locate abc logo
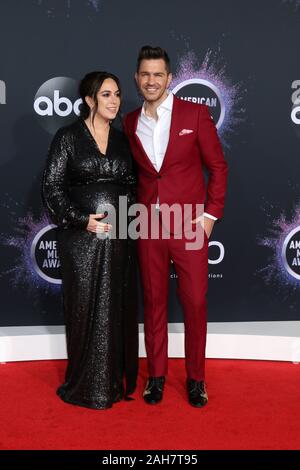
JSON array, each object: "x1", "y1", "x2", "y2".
[
  {"x1": 291, "y1": 80, "x2": 300, "y2": 125},
  {"x1": 34, "y1": 77, "x2": 82, "y2": 134},
  {"x1": 172, "y1": 78, "x2": 225, "y2": 129},
  {"x1": 291, "y1": 80, "x2": 300, "y2": 141}
]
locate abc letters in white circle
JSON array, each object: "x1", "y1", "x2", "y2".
[{"x1": 34, "y1": 90, "x2": 82, "y2": 116}]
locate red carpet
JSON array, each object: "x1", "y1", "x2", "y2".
[{"x1": 0, "y1": 359, "x2": 299, "y2": 450}]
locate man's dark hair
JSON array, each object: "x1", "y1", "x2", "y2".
[{"x1": 136, "y1": 45, "x2": 171, "y2": 73}]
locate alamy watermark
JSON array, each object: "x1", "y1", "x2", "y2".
[
  {"x1": 96, "y1": 197, "x2": 206, "y2": 250},
  {"x1": 0, "y1": 80, "x2": 6, "y2": 104}
]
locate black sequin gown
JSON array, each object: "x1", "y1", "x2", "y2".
[{"x1": 42, "y1": 120, "x2": 138, "y2": 409}]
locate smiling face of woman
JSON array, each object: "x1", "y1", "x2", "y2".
[{"x1": 85, "y1": 78, "x2": 121, "y2": 123}]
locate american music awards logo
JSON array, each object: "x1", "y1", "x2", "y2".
[
  {"x1": 282, "y1": 227, "x2": 300, "y2": 280},
  {"x1": 258, "y1": 205, "x2": 300, "y2": 288},
  {"x1": 172, "y1": 78, "x2": 225, "y2": 130},
  {"x1": 171, "y1": 49, "x2": 246, "y2": 147},
  {"x1": 0, "y1": 212, "x2": 61, "y2": 293},
  {"x1": 31, "y1": 225, "x2": 61, "y2": 284}
]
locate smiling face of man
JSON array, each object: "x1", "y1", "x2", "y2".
[{"x1": 135, "y1": 58, "x2": 172, "y2": 107}]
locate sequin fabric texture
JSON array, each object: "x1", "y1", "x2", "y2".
[{"x1": 42, "y1": 120, "x2": 138, "y2": 409}]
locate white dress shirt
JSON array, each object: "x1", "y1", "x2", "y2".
[{"x1": 136, "y1": 93, "x2": 217, "y2": 220}]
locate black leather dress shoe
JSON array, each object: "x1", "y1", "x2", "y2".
[
  {"x1": 143, "y1": 376, "x2": 165, "y2": 405},
  {"x1": 187, "y1": 379, "x2": 208, "y2": 408}
]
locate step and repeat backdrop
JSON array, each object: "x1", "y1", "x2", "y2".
[{"x1": 0, "y1": 0, "x2": 299, "y2": 326}]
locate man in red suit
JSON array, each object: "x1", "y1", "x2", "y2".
[{"x1": 123, "y1": 46, "x2": 228, "y2": 407}]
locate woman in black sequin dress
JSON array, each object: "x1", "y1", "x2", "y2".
[{"x1": 42, "y1": 72, "x2": 138, "y2": 409}]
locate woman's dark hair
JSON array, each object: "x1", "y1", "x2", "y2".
[
  {"x1": 136, "y1": 45, "x2": 171, "y2": 73},
  {"x1": 79, "y1": 71, "x2": 122, "y2": 125}
]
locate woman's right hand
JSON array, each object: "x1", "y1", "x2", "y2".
[{"x1": 86, "y1": 214, "x2": 112, "y2": 234}]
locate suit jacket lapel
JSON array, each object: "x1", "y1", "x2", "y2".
[
  {"x1": 132, "y1": 108, "x2": 158, "y2": 173},
  {"x1": 130, "y1": 96, "x2": 180, "y2": 174},
  {"x1": 159, "y1": 96, "x2": 180, "y2": 173}
]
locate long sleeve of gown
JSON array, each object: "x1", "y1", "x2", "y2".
[
  {"x1": 42, "y1": 128, "x2": 90, "y2": 229},
  {"x1": 124, "y1": 165, "x2": 137, "y2": 208},
  {"x1": 120, "y1": 138, "x2": 137, "y2": 207}
]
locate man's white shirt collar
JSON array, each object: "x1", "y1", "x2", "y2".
[{"x1": 141, "y1": 92, "x2": 174, "y2": 119}]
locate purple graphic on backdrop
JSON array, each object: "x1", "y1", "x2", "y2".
[
  {"x1": 0, "y1": 211, "x2": 61, "y2": 294},
  {"x1": 171, "y1": 50, "x2": 246, "y2": 148},
  {"x1": 258, "y1": 201, "x2": 300, "y2": 292},
  {"x1": 36, "y1": 0, "x2": 102, "y2": 17}
]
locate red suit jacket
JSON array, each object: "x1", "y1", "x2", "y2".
[{"x1": 123, "y1": 96, "x2": 228, "y2": 220}]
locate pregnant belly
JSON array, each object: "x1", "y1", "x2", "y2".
[{"x1": 69, "y1": 182, "x2": 128, "y2": 215}]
